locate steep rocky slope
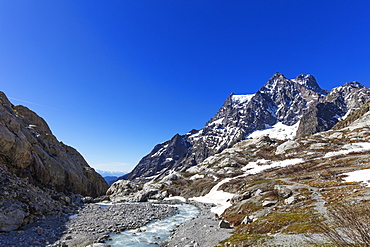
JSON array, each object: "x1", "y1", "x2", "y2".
[
  {"x1": 0, "y1": 92, "x2": 107, "y2": 197},
  {"x1": 123, "y1": 73, "x2": 370, "y2": 182},
  {"x1": 0, "y1": 91, "x2": 108, "y2": 232},
  {"x1": 296, "y1": 81, "x2": 370, "y2": 137}
]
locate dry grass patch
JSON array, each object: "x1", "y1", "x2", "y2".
[
  {"x1": 223, "y1": 200, "x2": 263, "y2": 226},
  {"x1": 220, "y1": 233, "x2": 272, "y2": 246},
  {"x1": 234, "y1": 211, "x2": 322, "y2": 235},
  {"x1": 167, "y1": 178, "x2": 217, "y2": 197},
  {"x1": 311, "y1": 201, "x2": 370, "y2": 246}
]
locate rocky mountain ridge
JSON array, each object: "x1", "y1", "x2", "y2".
[{"x1": 123, "y1": 73, "x2": 370, "y2": 182}]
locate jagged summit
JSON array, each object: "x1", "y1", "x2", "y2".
[
  {"x1": 121, "y1": 73, "x2": 370, "y2": 182},
  {"x1": 294, "y1": 74, "x2": 327, "y2": 95},
  {"x1": 346, "y1": 81, "x2": 366, "y2": 89},
  {"x1": 125, "y1": 73, "x2": 359, "y2": 182},
  {"x1": 261, "y1": 73, "x2": 326, "y2": 95}
]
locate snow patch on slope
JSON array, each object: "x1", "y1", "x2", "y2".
[
  {"x1": 231, "y1": 94, "x2": 254, "y2": 104},
  {"x1": 247, "y1": 121, "x2": 300, "y2": 140},
  {"x1": 324, "y1": 142, "x2": 370, "y2": 158},
  {"x1": 190, "y1": 177, "x2": 235, "y2": 215},
  {"x1": 344, "y1": 169, "x2": 370, "y2": 187},
  {"x1": 190, "y1": 158, "x2": 304, "y2": 215},
  {"x1": 241, "y1": 158, "x2": 304, "y2": 174}
]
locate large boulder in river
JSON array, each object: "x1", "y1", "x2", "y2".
[{"x1": 0, "y1": 92, "x2": 108, "y2": 197}]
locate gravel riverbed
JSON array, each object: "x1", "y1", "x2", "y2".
[
  {"x1": 0, "y1": 202, "x2": 177, "y2": 247},
  {"x1": 0, "y1": 201, "x2": 232, "y2": 247},
  {"x1": 162, "y1": 202, "x2": 233, "y2": 247}
]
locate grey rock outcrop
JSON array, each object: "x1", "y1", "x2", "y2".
[
  {"x1": 0, "y1": 92, "x2": 108, "y2": 197},
  {"x1": 285, "y1": 196, "x2": 297, "y2": 205},
  {"x1": 241, "y1": 215, "x2": 255, "y2": 224},
  {"x1": 274, "y1": 185, "x2": 293, "y2": 199},
  {"x1": 106, "y1": 180, "x2": 135, "y2": 197},
  {"x1": 107, "y1": 179, "x2": 168, "y2": 202},
  {"x1": 296, "y1": 81, "x2": 370, "y2": 137},
  {"x1": 275, "y1": 140, "x2": 300, "y2": 155},
  {"x1": 230, "y1": 191, "x2": 252, "y2": 203},
  {"x1": 262, "y1": 200, "x2": 277, "y2": 207},
  {"x1": 0, "y1": 203, "x2": 27, "y2": 232},
  {"x1": 219, "y1": 219, "x2": 231, "y2": 228}
]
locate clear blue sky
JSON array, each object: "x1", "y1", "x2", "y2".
[{"x1": 1, "y1": 1, "x2": 370, "y2": 173}]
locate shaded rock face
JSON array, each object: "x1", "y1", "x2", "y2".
[
  {"x1": 296, "y1": 82, "x2": 370, "y2": 137},
  {"x1": 0, "y1": 92, "x2": 108, "y2": 197},
  {"x1": 123, "y1": 134, "x2": 193, "y2": 181},
  {"x1": 332, "y1": 100, "x2": 370, "y2": 130},
  {"x1": 296, "y1": 102, "x2": 343, "y2": 137},
  {"x1": 124, "y1": 73, "x2": 326, "y2": 181}
]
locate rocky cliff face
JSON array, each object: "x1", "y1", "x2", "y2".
[
  {"x1": 124, "y1": 73, "x2": 333, "y2": 181},
  {"x1": 296, "y1": 81, "x2": 370, "y2": 137},
  {"x1": 0, "y1": 91, "x2": 108, "y2": 197}
]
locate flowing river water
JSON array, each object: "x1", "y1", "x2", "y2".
[{"x1": 105, "y1": 203, "x2": 200, "y2": 246}]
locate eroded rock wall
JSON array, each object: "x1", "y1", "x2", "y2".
[{"x1": 0, "y1": 92, "x2": 108, "y2": 197}]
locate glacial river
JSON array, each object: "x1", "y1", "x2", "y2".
[{"x1": 105, "y1": 203, "x2": 200, "y2": 246}]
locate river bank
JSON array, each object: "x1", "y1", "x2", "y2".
[
  {"x1": 0, "y1": 201, "x2": 232, "y2": 247},
  {"x1": 0, "y1": 202, "x2": 177, "y2": 247},
  {"x1": 163, "y1": 201, "x2": 233, "y2": 247}
]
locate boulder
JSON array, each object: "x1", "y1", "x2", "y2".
[
  {"x1": 275, "y1": 140, "x2": 300, "y2": 155},
  {"x1": 0, "y1": 203, "x2": 27, "y2": 232},
  {"x1": 162, "y1": 172, "x2": 180, "y2": 182},
  {"x1": 262, "y1": 200, "x2": 277, "y2": 207},
  {"x1": 274, "y1": 185, "x2": 293, "y2": 199},
  {"x1": 285, "y1": 196, "x2": 297, "y2": 205},
  {"x1": 219, "y1": 219, "x2": 231, "y2": 228},
  {"x1": 133, "y1": 189, "x2": 160, "y2": 202},
  {"x1": 254, "y1": 189, "x2": 263, "y2": 196},
  {"x1": 106, "y1": 180, "x2": 135, "y2": 197},
  {"x1": 230, "y1": 191, "x2": 252, "y2": 203},
  {"x1": 241, "y1": 215, "x2": 255, "y2": 224}
]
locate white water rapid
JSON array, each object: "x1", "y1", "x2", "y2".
[{"x1": 105, "y1": 203, "x2": 199, "y2": 246}]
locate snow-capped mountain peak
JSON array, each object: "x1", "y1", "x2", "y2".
[{"x1": 122, "y1": 73, "x2": 370, "y2": 181}]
